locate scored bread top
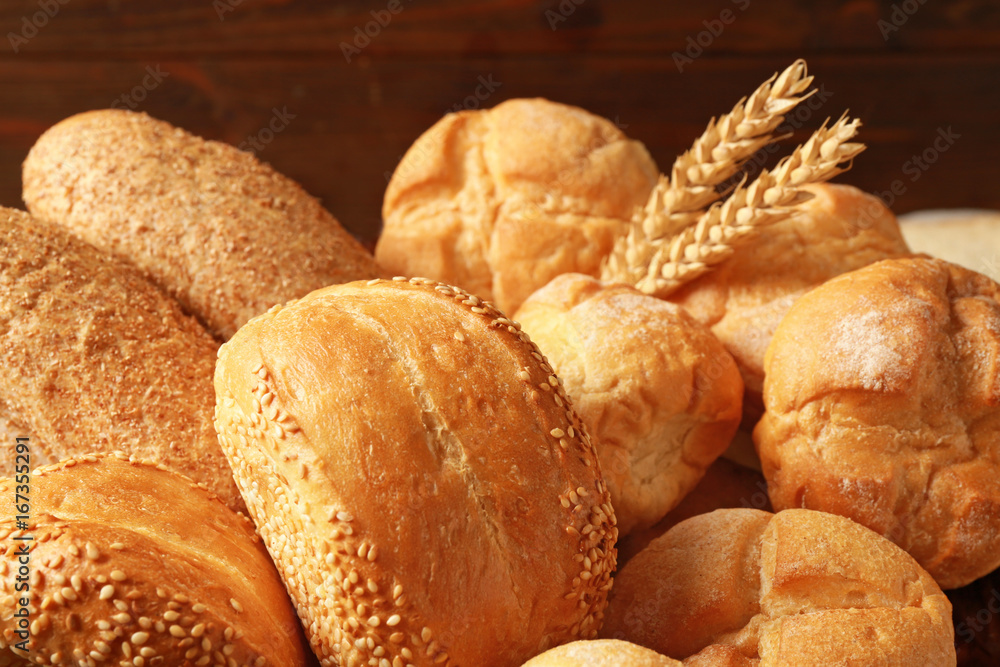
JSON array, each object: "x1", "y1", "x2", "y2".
[
  {"x1": 214, "y1": 276, "x2": 618, "y2": 667},
  {"x1": 377, "y1": 98, "x2": 658, "y2": 314},
  {"x1": 0, "y1": 452, "x2": 308, "y2": 665},
  {"x1": 601, "y1": 508, "x2": 955, "y2": 666},
  {"x1": 0, "y1": 207, "x2": 243, "y2": 512},
  {"x1": 22, "y1": 109, "x2": 381, "y2": 340}
]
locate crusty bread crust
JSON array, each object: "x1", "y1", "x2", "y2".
[
  {"x1": 515, "y1": 273, "x2": 742, "y2": 536},
  {"x1": 755, "y1": 256, "x2": 1000, "y2": 589},
  {"x1": 602, "y1": 508, "x2": 956, "y2": 666},
  {"x1": 22, "y1": 109, "x2": 380, "y2": 340},
  {"x1": 669, "y1": 183, "x2": 911, "y2": 426},
  {"x1": 0, "y1": 453, "x2": 309, "y2": 665},
  {"x1": 214, "y1": 276, "x2": 617, "y2": 667},
  {"x1": 521, "y1": 639, "x2": 680, "y2": 666},
  {"x1": 377, "y1": 98, "x2": 658, "y2": 314},
  {"x1": 0, "y1": 207, "x2": 243, "y2": 512}
]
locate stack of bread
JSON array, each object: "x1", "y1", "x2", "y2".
[{"x1": 2, "y1": 58, "x2": 997, "y2": 666}]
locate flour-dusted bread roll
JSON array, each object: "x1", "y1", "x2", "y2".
[
  {"x1": 668, "y1": 183, "x2": 911, "y2": 426},
  {"x1": 0, "y1": 207, "x2": 243, "y2": 512},
  {"x1": 755, "y1": 257, "x2": 1000, "y2": 589},
  {"x1": 214, "y1": 277, "x2": 618, "y2": 667},
  {"x1": 22, "y1": 109, "x2": 381, "y2": 340},
  {"x1": 0, "y1": 453, "x2": 309, "y2": 665},
  {"x1": 521, "y1": 639, "x2": 680, "y2": 666},
  {"x1": 601, "y1": 508, "x2": 956, "y2": 666},
  {"x1": 376, "y1": 98, "x2": 658, "y2": 314},
  {"x1": 514, "y1": 273, "x2": 742, "y2": 536}
]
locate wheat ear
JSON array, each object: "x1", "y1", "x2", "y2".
[
  {"x1": 602, "y1": 59, "x2": 815, "y2": 284},
  {"x1": 634, "y1": 114, "x2": 865, "y2": 298}
]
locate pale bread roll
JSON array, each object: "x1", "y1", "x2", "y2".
[
  {"x1": 602, "y1": 508, "x2": 956, "y2": 666},
  {"x1": 22, "y1": 109, "x2": 380, "y2": 340},
  {"x1": 755, "y1": 257, "x2": 1000, "y2": 589},
  {"x1": 668, "y1": 183, "x2": 911, "y2": 426},
  {"x1": 376, "y1": 98, "x2": 658, "y2": 314},
  {"x1": 214, "y1": 277, "x2": 617, "y2": 667},
  {"x1": 0, "y1": 207, "x2": 243, "y2": 512},
  {"x1": 521, "y1": 639, "x2": 680, "y2": 666},
  {"x1": 900, "y1": 209, "x2": 1000, "y2": 282},
  {"x1": 0, "y1": 453, "x2": 309, "y2": 665},
  {"x1": 515, "y1": 273, "x2": 742, "y2": 535}
]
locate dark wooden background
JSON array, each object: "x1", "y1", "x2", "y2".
[{"x1": 1, "y1": 0, "x2": 998, "y2": 247}]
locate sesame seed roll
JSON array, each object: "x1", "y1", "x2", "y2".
[
  {"x1": 0, "y1": 453, "x2": 309, "y2": 665},
  {"x1": 214, "y1": 276, "x2": 619, "y2": 667}
]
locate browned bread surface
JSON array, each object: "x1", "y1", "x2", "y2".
[
  {"x1": 376, "y1": 98, "x2": 658, "y2": 314},
  {"x1": 0, "y1": 207, "x2": 242, "y2": 512},
  {"x1": 22, "y1": 109, "x2": 380, "y2": 340},
  {"x1": 755, "y1": 256, "x2": 1000, "y2": 589},
  {"x1": 214, "y1": 276, "x2": 618, "y2": 667},
  {"x1": 602, "y1": 508, "x2": 956, "y2": 666},
  {"x1": 668, "y1": 183, "x2": 911, "y2": 426},
  {"x1": 515, "y1": 273, "x2": 742, "y2": 536},
  {"x1": 0, "y1": 453, "x2": 308, "y2": 665},
  {"x1": 521, "y1": 639, "x2": 681, "y2": 666}
]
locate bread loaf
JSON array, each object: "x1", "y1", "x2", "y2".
[
  {"x1": 0, "y1": 453, "x2": 309, "y2": 665},
  {"x1": 602, "y1": 508, "x2": 956, "y2": 665},
  {"x1": 755, "y1": 256, "x2": 1000, "y2": 589},
  {"x1": 520, "y1": 639, "x2": 680, "y2": 666},
  {"x1": 376, "y1": 98, "x2": 658, "y2": 314},
  {"x1": 214, "y1": 277, "x2": 618, "y2": 667},
  {"x1": 668, "y1": 183, "x2": 911, "y2": 425},
  {"x1": 22, "y1": 110, "x2": 381, "y2": 340},
  {"x1": 0, "y1": 207, "x2": 243, "y2": 512},
  {"x1": 515, "y1": 273, "x2": 742, "y2": 535}
]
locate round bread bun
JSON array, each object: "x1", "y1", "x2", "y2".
[
  {"x1": 520, "y1": 639, "x2": 680, "y2": 666},
  {"x1": 601, "y1": 508, "x2": 956, "y2": 666},
  {"x1": 22, "y1": 109, "x2": 380, "y2": 340},
  {"x1": 617, "y1": 457, "x2": 771, "y2": 566},
  {"x1": 668, "y1": 183, "x2": 911, "y2": 426},
  {"x1": 0, "y1": 452, "x2": 309, "y2": 665},
  {"x1": 0, "y1": 207, "x2": 243, "y2": 512},
  {"x1": 514, "y1": 273, "x2": 743, "y2": 536},
  {"x1": 755, "y1": 256, "x2": 1000, "y2": 589},
  {"x1": 214, "y1": 276, "x2": 618, "y2": 667},
  {"x1": 376, "y1": 98, "x2": 658, "y2": 315},
  {"x1": 900, "y1": 209, "x2": 1000, "y2": 283}
]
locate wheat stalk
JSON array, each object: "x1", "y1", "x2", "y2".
[
  {"x1": 634, "y1": 114, "x2": 865, "y2": 298},
  {"x1": 602, "y1": 59, "x2": 815, "y2": 284}
]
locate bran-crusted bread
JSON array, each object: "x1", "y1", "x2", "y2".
[{"x1": 22, "y1": 109, "x2": 380, "y2": 340}]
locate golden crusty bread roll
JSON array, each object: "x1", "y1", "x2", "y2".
[
  {"x1": 22, "y1": 109, "x2": 380, "y2": 340},
  {"x1": 601, "y1": 508, "x2": 956, "y2": 666},
  {"x1": 0, "y1": 207, "x2": 243, "y2": 512},
  {"x1": 0, "y1": 452, "x2": 309, "y2": 665},
  {"x1": 514, "y1": 273, "x2": 743, "y2": 536},
  {"x1": 755, "y1": 257, "x2": 1000, "y2": 589},
  {"x1": 521, "y1": 639, "x2": 681, "y2": 666},
  {"x1": 214, "y1": 276, "x2": 618, "y2": 667},
  {"x1": 376, "y1": 98, "x2": 658, "y2": 314},
  {"x1": 668, "y1": 183, "x2": 911, "y2": 426}
]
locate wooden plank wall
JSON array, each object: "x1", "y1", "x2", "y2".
[{"x1": 1, "y1": 0, "x2": 998, "y2": 246}]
